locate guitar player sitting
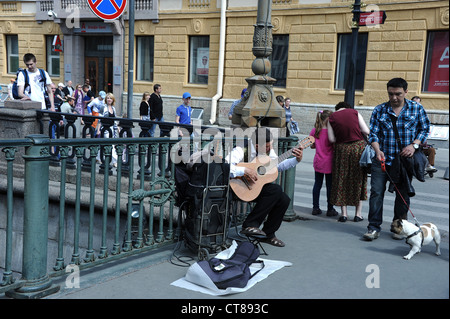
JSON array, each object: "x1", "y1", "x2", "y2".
[{"x1": 226, "y1": 128, "x2": 304, "y2": 247}]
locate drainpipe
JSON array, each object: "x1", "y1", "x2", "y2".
[{"x1": 209, "y1": 0, "x2": 227, "y2": 125}]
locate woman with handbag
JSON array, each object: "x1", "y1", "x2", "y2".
[{"x1": 327, "y1": 101, "x2": 370, "y2": 222}]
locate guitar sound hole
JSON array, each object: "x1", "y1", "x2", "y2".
[{"x1": 257, "y1": 166, "x2": 266, "y2": 175}]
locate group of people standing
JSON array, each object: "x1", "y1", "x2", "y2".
[
  {"x1": 139, "y1": 84, "x2": 193, "y2": 138},
  {"x1": 14, "y1": 54, "x2": 433, "y2": 245},
  {"x1": 60, "y1": 82, "x2": 118, "y2": 139},
  {"x1": 310, "y1": 101, "x2": 369, "y2": 222},
  {"x1": 308, "y1": 77, "x2": 431, "y2": 242},
  {"x1": 13, "y1": 53, "x2": 118, "y2": 138}
]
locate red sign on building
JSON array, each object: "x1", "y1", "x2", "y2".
[
  {"x1": 359, "y1": 11, "x2": 387, "y2": 27},
  {"x1": 52, "y1": 35, "x2": 62, "y2": 52},
  {"x1": 426, "y1": 31, "x2": 449, "y2": 93}
]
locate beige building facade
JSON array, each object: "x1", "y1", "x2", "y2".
[{"x1": 0, "y1": 0, "x2": 448, "y2": 130}]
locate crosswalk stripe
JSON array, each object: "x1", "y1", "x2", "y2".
[{"x1": 292, "y1": 176, "x2": 449, "y2": 232}]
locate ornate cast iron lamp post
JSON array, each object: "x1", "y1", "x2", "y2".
[{"x1": 232, "y1": 0, "x2": 286, "y2": 128}]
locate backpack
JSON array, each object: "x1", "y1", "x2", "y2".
[
  {"x1": 12, "y1": 68, "x2": 47, "y2": 100},
  {"x1": 192, "y1": 241, "x2": 264, "y2": 290}
]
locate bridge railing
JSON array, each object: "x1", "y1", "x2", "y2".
[{"x1": 0, "y1": 111, "x2": 298, "y2": 298}]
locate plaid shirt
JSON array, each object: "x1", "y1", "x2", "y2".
[{"x1": 368, "y1": 99, "x2": 430, "y2": 165}]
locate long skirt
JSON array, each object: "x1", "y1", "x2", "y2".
[{"x1": 331, "y1": 139, "x2": 367, "y2": 206}]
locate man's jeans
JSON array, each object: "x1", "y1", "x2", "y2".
[
  {"x1": 149, "y1": 116, "x2": 164, "y2": 137},
  {"x1": 367, "y1": 158, "x2": 410, "y2": 232}
]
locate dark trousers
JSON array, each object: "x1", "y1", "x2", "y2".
[
  {"x1": 243, "y1": 183, "x2": 291, "y2": 238},
  {"x1": 368, "y1": 159, "x2": 409, "y2": 232},
  {"x1": 312, "y1": 172, "x2": 333, "y2": 210}
]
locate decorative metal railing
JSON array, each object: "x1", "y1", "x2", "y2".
[{"x1": 0, "y1": 111, "x2": 298, "y2": 298}]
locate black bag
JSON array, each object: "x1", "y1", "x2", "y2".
[
  {"x1": 196, "y1": 242, "x2": 264, "y2": 289},
  {"x1": 186, "y1": 153, "x2": 230, "y2": 199},
  {"x1": 175, "y1": 150, "x2": 230, "y2": 247}
]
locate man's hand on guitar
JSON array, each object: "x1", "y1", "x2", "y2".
[
  {"x1": 292, "y1": 146, "x2": 303, "y2": 162},
  {"x1": 244, "y1": 167, "x2": 258, "y2": 184}
]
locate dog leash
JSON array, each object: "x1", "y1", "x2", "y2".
[{"x1": 380, "y1": 159, "x2": 421, "y2": 227}]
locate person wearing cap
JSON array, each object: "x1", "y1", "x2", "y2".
[
  {"x1": 56, "y1": 83, "x2": 66, "y2": 99},
  {"x1": 60, "y1": 95, "x2": 76, "y2": 114},
  {"x1": 88, "y1": 91, "x2": 107, "y2": 133},
  {"x1": 228, "y1": 88, "x2": 247, "y2": 120},
  {"x1": 176, "y1": 92, "x2": 193, "y2": 137}
]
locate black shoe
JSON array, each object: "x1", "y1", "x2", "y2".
[
  {"x1": 354, "y1": 216, "x2": 364, "y2": 222},
  {"x1": 338, "y1": 215, "x2": 347, "y2": 222},
  {"x1": 326, "y1": 208, "x2": 339, "y2": 216},
  {"x1": 312, "y1": 208, "x2": 322, "y2": 215}
]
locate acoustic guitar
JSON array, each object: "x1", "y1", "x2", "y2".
[{"x1": 230, "y1": 136, "x2": 315, "y2": 202}]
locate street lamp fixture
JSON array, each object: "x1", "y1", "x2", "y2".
[{"x1": 232, "y1": 0, "x2": 286, "y2": 129}]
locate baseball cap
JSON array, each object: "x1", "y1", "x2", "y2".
[
  {"x1": 241, "y1": 88, "x2": 247, "y2": 98},
  {"x1": 58, "y1": 82, "x2": 64, "y2": 87},
  {"x1": 182, "y1": 92, "x2": 191, "y2": 99},
  {"x1": 99, "y1": 91, "x2": 106, "y2": 99}
]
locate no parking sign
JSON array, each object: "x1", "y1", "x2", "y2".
[{"x1": 87, "y1": 0, "x2": 127, "y2": 20}]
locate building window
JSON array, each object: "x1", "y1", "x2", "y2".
[
  {"x1": 136, "y1": 36, "x2": 154, "y2": 82},
  {"x1": 46, "y1": 36, "x2": 60, "y2": 77},
  {"x1": 6, "y1": 35, "x2": 19, "y2": 74},
  {"x1": 189, "y1": 36, "x2": 209, "y2": 84},
  {"x1": 269, "y1": 34, "x2": 289, "y2": 88},
  {"x1": 335, "y1": 33, "x2": 368, "y2": 91},
  {"x1": 422, "y1": 30, "x2": 449, "y2": 94}
]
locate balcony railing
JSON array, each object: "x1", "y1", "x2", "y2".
[{"x1": 35, "y1": 0, "x2": 158, "y2": 22}]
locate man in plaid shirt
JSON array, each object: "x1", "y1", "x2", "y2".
[{"x1": 363, "y1": 78, "x2": 430, "y2": 241}]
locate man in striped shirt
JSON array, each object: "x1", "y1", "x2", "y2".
[{"x1": 363, "y1": 78, "x2": 430, "y2": 241}]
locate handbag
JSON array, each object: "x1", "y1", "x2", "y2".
[{"x1": 288, "y1": 120, "x2": 299, "y2": 134}]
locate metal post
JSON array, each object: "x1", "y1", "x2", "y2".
[
  {"x1": 127, "y1": 0, "x2": 135, "y2": 118},
  {"x1": 283, "y1": 136, "x2": 299, "y2": 221},
  {"x1": 344, "y1": 0, "x2": 361, "y2": 108},
  {"x1": 6, "y1": 135, "x2": 59, "y2": 299}
]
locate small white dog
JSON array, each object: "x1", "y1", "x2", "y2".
[{"x1": 390, "y1": 219, "x2": 441, "y2": 260}]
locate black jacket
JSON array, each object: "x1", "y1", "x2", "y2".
[
  {"x1": 149, "y1": 93, "x2": 163, "y2": 120},
  {"x1": 388, "y1": 150, "x2": 427, "y2": 197}
]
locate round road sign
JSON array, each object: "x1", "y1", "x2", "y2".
[{"x1": 87, "y1": 0, "x2": 128, "y2": 21}]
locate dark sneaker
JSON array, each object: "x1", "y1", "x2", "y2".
[
  {"x1": 326, "y1": 208, "x2": 339, "y2": 216},
  {"x1": 363, "y1": 229, "x2": 380, "y2": 241},
  {"x1": 312, "y1": 208, "x2": 322, "y2": 215}
]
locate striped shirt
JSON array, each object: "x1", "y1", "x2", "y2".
[{"x1": 368, "y1": 99, "x2": 430, "y2": 165}]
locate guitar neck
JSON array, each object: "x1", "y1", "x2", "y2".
[
  {"x1": 275, "y1": 136, "x2": 314, "y2": 164},
  {"x1": 276, "y1": 148, "x2": 294, "y2": 164}
]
